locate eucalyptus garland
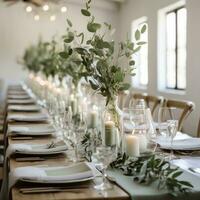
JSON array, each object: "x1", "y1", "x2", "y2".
[{"x1": 110, "y1": 153, "x2": 193, "y2": 196}]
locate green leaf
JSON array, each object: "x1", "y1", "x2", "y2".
[
  {"x1": 172, "y1": 171, "x2": 183, "y2": 179},
  {"x1": 77, "y1": 33, "x2": 84, "y2": 44},
  {"x1": 66, "y1": 19, "x2": 72, "y2": 27},
  {"x1": 141, "y1": 24, "x2": 147, "y2": 33},
  {"x1": 179, "y1": 181, "x2": 193, "y2": 188},
  {"x1": 129, "y1": 60, "x2": 135, "y2": 66},
  {"x1": 119, "y1": 83, "x2": 130, "y2": 91},
  {"x1": 114, "y1": 71, "x2": 124, "y2": 82},
  {"x1": 89, "y1": 80, "x2": 99, "y2": 90},
  {"x1": 81, "y1": 9, "x2": 91, "y2": 16},
  {"x1": 135, "y1": 29, "x2": 140, "y2": 41},
  {"x1": 64, "y1": 32, "x2": 74, "y2": 43},
  {"x1": 133, "y1": 46, "x2": 141, "y2": 54},
  {"x1": 59, "y1": 52, "x2": 69, "y2": 59},
  {"x1": 87, "y1": 23, "x2": 101, "y2": 33},
  {"x1": 137, "y1": 41, "x2": 146, "y2": 45}
]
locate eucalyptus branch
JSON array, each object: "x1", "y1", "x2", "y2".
[{"x1": 110, "y1": 153, "x2": 193, "y2": 196}]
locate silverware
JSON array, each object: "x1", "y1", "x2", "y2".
[
  {"x1": 11, "y1": 136, "x2": 33, "y2": 140},
  {"x1": 19, "y1": 185, "x2": 90, "y2": 194},
  {"x1": 16, "y1": 157, "x2": 46, "y2": 162},
  {"x1": 47, "y1": 141, "x2": 55, "y2": 149}
]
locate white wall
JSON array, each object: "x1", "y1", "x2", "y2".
[
  {"x1": 0, "y1": 0, "x2": 119, "y2": 98},
  {"x1": 118, "y1": 0, "x2": 200, "y2": 136}
]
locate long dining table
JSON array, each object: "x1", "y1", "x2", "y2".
[
  {"x1": 4, "y1": 85, "x2": 130, "y2": 200},
  {"x1": 3, "y1": 84, "x2": 200, "y2": 200}
]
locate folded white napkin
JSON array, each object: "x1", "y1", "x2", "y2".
[
  {"x1": 9, "y1": 162, "x2": 96, "y2": 189},
  {"x1": 8, "y1": 105, "x2": 40, "y2": 112},
  {"x1": 6, "y1": 141, "x2": 68, "y2": 157},
  {"x1": 7, "y1": 99, "x2": 36, "y2": 104},
  {"x1": 7, "y1": 124, "x2": 55, "y2": 136},
  {"x1": 7, "y1": 94, "x2": 30, "y2": 99},
  {"x1": 7, "y1": 112, "x2": 49, "y2": 122},
  {"x1": 172, "y1": 157, "x2": 200, "y2": 177},
  {"x1": 157, "y1": 137, "x2": 200, "y2": 150}
]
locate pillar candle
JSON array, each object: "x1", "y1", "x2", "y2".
[
  {"x1": 138, "y1": 134, "x2": 147, "y2": 153},
  {"x1": 125, "y1": 134, "x2": 140, "y2": 157},
  {"x1": 88, "y1": 111, "x2": 98, "y2": 129},
  {"x1": 105, "y1": 121, "x2": 116, "y2": 146}
]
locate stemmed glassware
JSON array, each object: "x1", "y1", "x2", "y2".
[
  {"x1": 158, "y1": 107, "x2": 178, "y2": 160},
  {"x1": 92, "y1": 111, "x2": 118, "y2": 191},
  {"x1": 70, "y1": 110, "x2": 87, "y2": 162}
]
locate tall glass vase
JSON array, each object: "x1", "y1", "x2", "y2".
[
  {"x1": 103, "y1": 96, "x2": 122, "y2": 154},
  {"x1": 69, "y1": 81, "x2": 83, "y2": 116}
]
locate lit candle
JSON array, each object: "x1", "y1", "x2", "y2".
[
  {"x1": 125, "y1": 134, "x2": 140, "y2": 157},
  {"x1": 104, "y1": 120, "x2": 116, "y2": 146},
  {"x1": 88, "y1": 110, "x2": 98, "y2": 129},
  {"x1": 138, "y1": 134, "x2": 147, "y2": 153}
]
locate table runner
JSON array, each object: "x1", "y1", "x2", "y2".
[{"x1": 107, "y1": 168, "x2": 200, "y2": 200}]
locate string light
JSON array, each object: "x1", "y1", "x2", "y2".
[
  {"x1": 26, "y1": 6, "x2": 32, "y2": 13},
  {"x1": 61, "y1": 6, "x2": 67, "y2": 13},
  {"x1": 34, "y1": 15, "x2": 40, "y2": 21},
  {"x1": 50, "y1": 15, "x2": 56, "y2": 22},
  {"x1": 42, "y1": 4, "x2": 49, "y2": 11}
]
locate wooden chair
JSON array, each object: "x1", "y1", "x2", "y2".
[
  {"x1": 163, "y1": 99, "x2": 195, "y2": 131},
  {"x1": 145, "y1": 95, "x2": 164, "y2": 118},
  {"x1": 129, "y1": 93, "x2": 163, "y2": 117}
]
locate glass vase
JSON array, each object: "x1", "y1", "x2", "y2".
[{"x1": 103, "y1": 96, "x2": 122, "y2": 153}]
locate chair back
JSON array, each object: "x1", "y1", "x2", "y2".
[
  {"x1": 163, "y1": 99, "x2": 195, "y2": 131},
  {"x1": 129, "y1": 93, "x2": 163, "y2": 118}
]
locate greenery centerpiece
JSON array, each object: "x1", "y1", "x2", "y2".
[
  {"x1": 110, "y1": 153, "x2": 193, "y2": 196},
  {"x1": 78, "y1": 0, "x2": 146, "y2": 149},
  {"x1": 22, "y1": 38, "x2": 49, "y2": 75}
]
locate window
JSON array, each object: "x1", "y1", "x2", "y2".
[
  {"x1": 166, "y1": 7, "x2": 187, "y2": 90},
  {"x1": 131, "y1": 18, "x2": 148, "y2": 87}
]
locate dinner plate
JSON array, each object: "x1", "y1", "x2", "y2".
[
  {"x1": 8, "y1": 124, "x2": 55, "y2": 136},
  {"x1": 158, "y1": 138, "x2": 200, "y2": 151},
  {"x1": 8, "y1": 105, "x2": 41, "y2": 112},
  {"x1": 7, "y1": 99, "x2": 36, "y2": 104},
  {"x1": 16, "y1": 163, "x2": 98, "y2": 184},
  {"x1": 7, "y1": 113, "x2": 49, "y2": 122},
  {"x1": 21, "y1": 176, "x2": 93, "y2": 184},
  {"x1": 8, "y1": 95, "x2": 30, "y2": 99}
]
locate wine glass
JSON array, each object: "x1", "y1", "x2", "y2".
[
  {"x1": 70, "y1": 111, "x2": 87, "y2": 162},
  {"x1": 92, "y1": 112, "x2": 118, "y2": 191},
  {"x1": 158, "y1": 107, "x2": 178, "y2": 159},
  {"x1": 93, "y1": 146, "x2": 117, "y2": 191}
]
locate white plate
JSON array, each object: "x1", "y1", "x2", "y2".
[
  {"x1": 21, "y1": 176, "x2": 93, "y2": 184},
  {"x1": 8, "y1": 124, "x2": 55, "y2": 134},
  {"x1": 7, "y1": 99, "x2": 36, "y2": 104},
  {"x1": 16, "y1": 149, "x2": 67, "y2": 155},
  {"x1": 8, "y1": 95, "x2": 30, "y2": 99},
  {"x1": 7, "y1": 113, "x2": 49, "y2": 122},
  {"x1": 8, "y1": 105, "x2": 41, "y2": 112}
]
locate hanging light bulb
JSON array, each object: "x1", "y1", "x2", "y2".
[
  {"x1": 26, "y1": 6, "x2": 32, "y2": 13},
  {"x1": 34, "y1": 15, "x2": 40, "y2": 21},
  {"x1": 61, "y1": 6, "x2": 67, "y2": 13},
  {"x1": 42, "y1": 4, "x2": 49, "y2": 11},
  {"x1": 50, "y1": 15, "x2": 56, "y2": 22}
]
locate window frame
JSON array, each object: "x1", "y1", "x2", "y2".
[
  {"x1": 165, "y1": 6, "x2": 186, "y2": 91},
  {"x1": 131, "y1": 17, "x2": 148, "y2": 89}
]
